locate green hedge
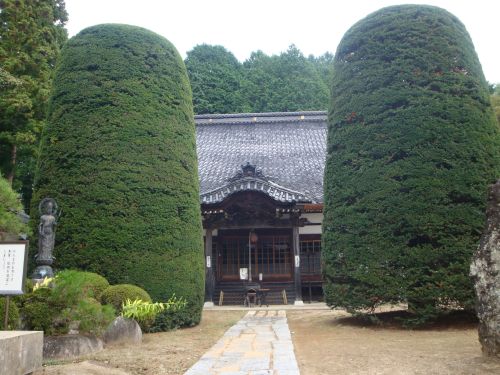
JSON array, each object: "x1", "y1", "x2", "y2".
[
  {"x1": 101, "y1": 284, "x2": 151, "y2": 311},
  {"x1": 323, "y1": 5, "x2": 500, "y2": 324},
  {"x1": 31, "y1": 24, "x2": 204, "y2": 322}
]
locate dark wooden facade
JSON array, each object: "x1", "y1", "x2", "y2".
[{"x1": 201, "y1": 164, "x2": 323, "y2": 305}]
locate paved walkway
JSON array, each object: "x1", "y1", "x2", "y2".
[{"x1": 185, "y1": 310, "x2": 300, "y2": 375}]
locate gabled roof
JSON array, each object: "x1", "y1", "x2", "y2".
[{"x1": 196, "y1": 111, "x2": 327, "y2": 204}]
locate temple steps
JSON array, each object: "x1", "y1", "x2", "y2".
[{"x1": 213, "y1": 281, "x2": 296, "y2": 306}]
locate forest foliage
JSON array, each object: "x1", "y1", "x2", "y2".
[
  {"x1": 322, "y1": 4, "x2": 500, "y2": 325},
  {"x1": 0, "y1": 0, "x2": 67, "y2": 209},
  {"x1": 185, "y1": 44, "x2": 333, "y2": 114}
]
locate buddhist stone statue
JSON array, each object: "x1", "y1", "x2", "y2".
[{"x1": 32, "y1": 198, "x2": 58, "y2": 279}]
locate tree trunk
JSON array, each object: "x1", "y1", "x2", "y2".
[
  {"x1": 470, "y1": 179, "x2": 500, "y2": 358},
  {"x1": 7, "y1": 144, "x2": 16, "y2": 187}
]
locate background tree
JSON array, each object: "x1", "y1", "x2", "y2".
[
  {"x1": 185, "y1": 44, "x2": 333, "y2": 114},
  {"x1": 323, "y1": 5, "x2": 500, "y2": 325},
  {"x1": 31, "y1": 24, "x2": 204, "y2": 324},
  {"x1": 242, "y1": 45, "x2": 329, "y2": 112},
  {"x1": 185, "y1": 44, "x2": 247, "y2": 114},
  {"x1": 0, "y1": 173, "x2": 28, "y2": 240},
  {"x1": 0, "y1": 0, "x2": 67, "y2": 210},
  {"x1": 308, "y1": 52, "x2": 335, "y2": 94},
  {"x1": 240, "y1": 50, "x2": 277, "y2": 112}
]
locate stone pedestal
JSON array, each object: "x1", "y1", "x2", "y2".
[
  {"x1": 0, "y1": 331, "x2": 43, "y2": 375},
  {"x1": 32, "y1": 264, "x2": 54, "y2": 279},
  {"x1": 470, "y1": 180, "x2": 500, "y2": 357}
]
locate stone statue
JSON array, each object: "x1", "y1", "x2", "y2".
[
  {"x1": 32, "y1": 198, "x2": 59, "y2": 279},
  {"x1": 470, "y1": 180, "x2": 500, "y2": 357}
]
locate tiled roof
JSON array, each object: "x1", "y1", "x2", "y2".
[{"x1": 196, "y1": 111, "x2": 327, "y2": 204}]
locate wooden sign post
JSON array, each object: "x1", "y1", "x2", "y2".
[{"x1": 1, "y1": 241, "x2": 29, "y2": 329}]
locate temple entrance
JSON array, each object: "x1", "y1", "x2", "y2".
[
  {"x1": 201, "y1": 166, "x2": 320, "y2": 304},
  {"x1": 217, "y1": 229, "x2": 293, "y2": 282}
]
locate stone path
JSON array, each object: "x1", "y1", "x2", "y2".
[{"x1": 185, "y1": 310, "x2": 300, "y2": 375}]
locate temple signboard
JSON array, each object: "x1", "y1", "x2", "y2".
[{"x1": 0, "y1": 242, "x2": 29, "y2": 295}]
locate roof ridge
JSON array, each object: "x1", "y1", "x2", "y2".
[{"x1": 194, "y1": 110, "x2": 327, "y2": 120}]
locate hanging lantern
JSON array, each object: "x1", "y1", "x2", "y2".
[{"x1": 249, "y1": 231, "x2": 258, "y2": 244}]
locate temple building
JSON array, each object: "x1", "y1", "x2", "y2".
[{"x1": 196, "y1": 111, "x2": 327, "y2": 305}]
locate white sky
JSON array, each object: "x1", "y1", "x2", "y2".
[{"x1": 65, "y1": 0, "x2": 499, "y2": 83}]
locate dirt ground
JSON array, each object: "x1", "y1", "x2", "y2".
[
  {"x1": 36, "y1": 308, "x2": 500, "y2": 375},
  {"x1": 36, "y1": 310, "x2": 245, "y2": 375},
  {"x1": 287, "y1": 309, "x2": 500, "y2": 375}
]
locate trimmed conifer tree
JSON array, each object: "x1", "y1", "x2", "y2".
[
  {"x1": 323, "y1": 5, "x2": 500, "y2": 324},
  {"x1": 32, "y1": 24, "x2": 204, "y2": 323}
]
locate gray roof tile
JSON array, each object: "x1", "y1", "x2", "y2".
[{"x1": 196, "y1": 111, "x2": 327, "y2": 204}]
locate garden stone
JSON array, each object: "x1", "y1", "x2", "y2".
[
  {"x1": 43, "y1": 335, "x2": 103, "y2": 359},
  {"x1": 103, "y1": 316, "x2": 142, "y2": 346},
  {"x1": 471, "y1": 179, "x2": 500, "y2": 357}
]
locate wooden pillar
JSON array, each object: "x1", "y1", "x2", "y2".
[
  {"x1": 292, "y1": 226, "x2": 303, "y2": 304},
  {"x1": 204, "y1": 228, "x2": 214, "y2": 304}
]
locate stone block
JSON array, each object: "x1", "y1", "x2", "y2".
[
  {"x1": 0, "y1": 331, "x2": 43, "y2": 375},
  {"x1": 43, "y1": 334, "x2": 103, "y2": 359}
]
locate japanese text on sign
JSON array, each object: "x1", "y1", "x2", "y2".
[{"x1": 0, "y1": 242, "x2": 28, "y2": 295}]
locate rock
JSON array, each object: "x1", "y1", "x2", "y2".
[
  {"x1": 43, "y1": 335, "x2": 104, "y2": 360},
  {"x1": 470, "y1": 179, "x2": 500, "y2": 357},
  {"x1": 103, "y1": 316, "x2": 142, "y2": 346},
  {"x1": 68, "y1": 320, "x2": 80, "y2": 335}
]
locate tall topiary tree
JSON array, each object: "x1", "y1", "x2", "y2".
[
  {"x1": 32, "y1": 24, "x2": 204, "y2": 322},
  {"x1": 323, "y1": 5, "x2": 500, "y2": 324}
]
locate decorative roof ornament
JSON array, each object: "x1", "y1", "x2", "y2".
[
  {"x1": 228, "y1": 162, "x2": 264, "y2": 182},
  {"x1": 201, "y1": 162, "x2": 312, "y2": 204}
]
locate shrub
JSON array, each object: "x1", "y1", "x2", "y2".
[
  {"x1": 31, "y1": 23, "x2": 204, "y2": 322},
  {"x1": 149, "y1": 296, "x2": 193, "y2": 332},
  {"x1": 123, "y1": 295, "x2": 187, "y2": 331},
  {"x1": 0, "y1": 297, "x2": 20, "y2": 329},
  {"x1": 17, "y1": 272, "x2": 115, "y2": 336},
  {"x1": 101, "y1": 284, "x2": 152, "y2": 312},
  {"x1": 323, "y1": 5, "x2": 500, "y2": 324},
  {"x1": 53, "y1": 270, "x2": 109, "y2": 302},
  {"x1": 17, "y1": 287, "x2": 59, "y2": 334},
  {"x1": 61, "y1": 297, "x2": 115, "y2": 336}
]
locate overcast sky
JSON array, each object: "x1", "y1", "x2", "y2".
[{"x1": 65, "y1": 0, "x2": 499, "y2": 83}]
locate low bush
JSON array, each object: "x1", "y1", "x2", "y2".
[
  {"x1": 122, "y1": 299, "x2": 166, "y2": 331},
  {"x1": 0, "y1": 297, "x2": 20, "y2": 330},
  {"x1": 149, "y1": 296, "x2": 193, "y2": 332},
  {"x1": 16, "y1": 287, "x2": 58, "y2": 334},
  {"x1": 53, "y1": 270, "x2": 109, "y2": 302},
  {"x1": 101, "y1": 284, "x2": 152, "y2": 312},
  {"x1": 61, "y1": 297, "x2": 115, "y2": 336},
  {"x1": 123, "y1": 295, "x2": 187, "y2": 331},
  {"x1": 17, "y1": 271, "x2": 115, "y2": 336}
]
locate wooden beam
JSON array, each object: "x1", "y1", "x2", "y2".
[
  {"x1": 292, "y1": 226, "x2": 303, "y2": 304},
  {"x1": 204, "y1": 229, "x2": 214, "y2": 303}
]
